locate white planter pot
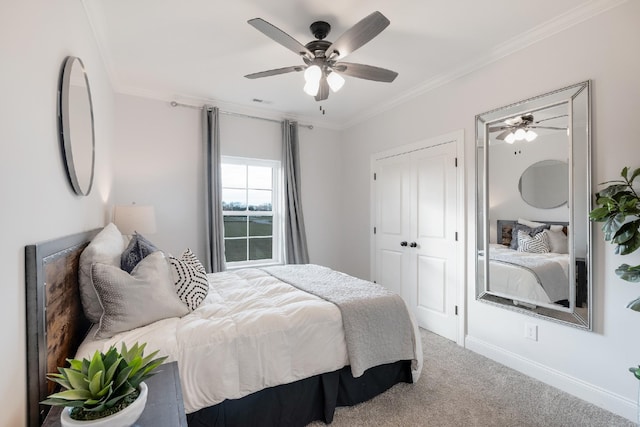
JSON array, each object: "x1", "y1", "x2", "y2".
[{"x1": 60, "y1": 382, "x2": 148, "y2": 427}]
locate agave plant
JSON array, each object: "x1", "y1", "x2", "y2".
[
  {"x1": 589, "y1": 166, "x2": 640, "y2": 308},
  {"x1": 41, "y1": 342, "x2": 167, "y2": 419}
]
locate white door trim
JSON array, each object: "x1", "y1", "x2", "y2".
[{"x1": 370, "y1": 129, "x2": 466, "y2": 346}]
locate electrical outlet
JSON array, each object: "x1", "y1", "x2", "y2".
[{"x1": 524, "y1": 323, "x2": 538, "y2": 341}]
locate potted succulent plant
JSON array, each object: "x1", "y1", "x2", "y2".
[{"x1": 41, "y1": 342, "x2": 167, "y2": 427}]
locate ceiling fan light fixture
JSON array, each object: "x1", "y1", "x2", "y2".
[
  {"x1": 525, "y1": 130, "x2": 538, "y2": 142},
  {"x1": 303, "y1": 80, "x2": 320, "y2": 96},
  {"x1": 326, "y1": 71, "x2": 345, "y2": 92},
  {"x1": 505, "y1": 132, "x2": 517, "y2": 144},
  {"x1": 304, "y1": 65, "x2": 322, "y2": 83},
  {"x1": 514, "y1": 128, "x2": 527, "y2": 140}
]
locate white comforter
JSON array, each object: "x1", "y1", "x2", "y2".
[{"x1": 77, "y1": 267, "x2": 421, "y2": 414}]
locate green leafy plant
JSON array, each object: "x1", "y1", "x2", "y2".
[
  {"x1": 41, "y1": 342, "x2": 167, "y2": 421},
  {"x1": 590, "y1": 166, "x2": 640, "y2": 307}
]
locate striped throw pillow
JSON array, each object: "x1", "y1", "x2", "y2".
[{"x1": 517, "y1": 230, "x2": 550, "y2": 253}]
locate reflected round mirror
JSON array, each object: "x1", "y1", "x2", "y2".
[
  {"x1": 518, "y1": 160, "x2": 568, "y2": 209},
  {"x1": 59, "y1": 56, "x2": 95, "y2": 196}
]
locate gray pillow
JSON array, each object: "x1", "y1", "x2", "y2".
[
  {"x1": 92, "y1": 251, "x2": 189, "y2": 339},
  {"x1": 120, "y1": 233, "x2": 159, "y2": 273},
  {"x1": 79, "y1": 223, "x2": 126, "y2": 323}
]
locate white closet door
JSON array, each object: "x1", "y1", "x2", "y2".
[
  {"x1": 374, "y1": 154, "x2": 411, "y2": 298},
  {"x1": 374, "y1": 141, "x2": 458, "y2": 342},
  {"x1": 410, "y1": 144, "x2": 457, "y2": 341}
]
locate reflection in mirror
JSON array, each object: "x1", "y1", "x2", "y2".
[
  {"x1": 59, "y1": 56, "x2": 95, "y2": 196},
  {"x1": 475, "y1": 81, "x2": 591, "y2": 329},
  {"x1": 519, "y1": 160, "x2": 568, "y2": 209}
]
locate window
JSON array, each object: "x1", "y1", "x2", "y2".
[{"x1": 221, "y1": 157, "x2": 282, "y2": 267}]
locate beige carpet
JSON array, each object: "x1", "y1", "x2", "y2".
[{"x1": 310, "y1": 329, "x2": 634, "y2": 427}]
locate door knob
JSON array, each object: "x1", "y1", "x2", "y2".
[
  {"x1": 409, "y1": 242, "x2": 418, "y2": 248},
  {"x1": 400, "y1": 241, "x2": 408, "y2": 247}
]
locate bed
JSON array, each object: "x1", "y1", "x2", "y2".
[
  {"x1": 484, "y1": 219, "x2": 571, "y2": 307},
  {"x1": 25, "y1": 226, "x2": 422, "y2": 427}
]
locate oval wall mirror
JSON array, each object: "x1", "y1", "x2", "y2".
[
  {"x1": 58, "y1": 56, "x2": 95, "y2": 196},
  {"x1": 518, "y1": 159, "x2": 568, "y2": 209}
]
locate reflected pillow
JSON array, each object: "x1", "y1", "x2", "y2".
[
  {"x1": 510, "y1": 224, "x2": 550, "y2": 250},
  {"x1": 545, "y1": 229, "x2": 568, "y2": 254},
  {"x1": 79, "y1": 223, "x2": 126, "y2": 323},
  {"x1": 169, "y1": 248, "x2": 209, "y2": 311},
  {"x1": 92, "y1": 251, "x2": 189, "y2": 339},
  {"x1": 121, "y1": 233, "x2": 159, "y2": 273},
  {"x1": 517, "y1": 230, "x2": 550, "y2": 253}
]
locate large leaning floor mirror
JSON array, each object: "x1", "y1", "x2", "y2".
[{"x1": 475, "y1": 81, "x2": 592, "y2": 329}]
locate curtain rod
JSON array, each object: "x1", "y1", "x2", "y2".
[{"x1": 170, "y1": 101, "x2": 313, "y2": 130}]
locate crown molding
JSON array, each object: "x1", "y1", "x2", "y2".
[
  {"x1": 342, "y1": 0, "x2": 628, "y2": 130},
  {"x1": 81, "y1": 0, "x2": 121, "y2": 91}
]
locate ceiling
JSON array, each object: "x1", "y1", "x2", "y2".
[{"x1": 82, "y1": 0, "x2": 618, "y2": 129}]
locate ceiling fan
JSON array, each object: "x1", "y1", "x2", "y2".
[
  {"x1": 244, "y1": 11, "x2": 398, "y2": 101},
  {"x1": 489, "y1": 113, "x2": 568, "y2": 143}
]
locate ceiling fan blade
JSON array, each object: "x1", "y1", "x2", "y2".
[
  {"x1": 248, "y1": 18, "x2": 313, "y2": 59},
  {"x1": 529, "y1": 126, "x2": 567, "y2": 131},
  {"x1": 244, "y1": 65, "x2": 304, "y2": 79},
  {"x1": 495, "y1": 129, "x2": 512, "y2": 140},
  {"x1": 535, "y1": 114, "x2": 568, "y2": 124},
  {"x1": 325, "y1": 11, "x2": 390, "y2": 60},
  {"x1": 333, "y1": 62, "x2": 398, "y2": 82},
  {"x1": 489, "y1": 126, "x2": 509, "y2": 132},
  {"x1": 315, "y1": 75, "x2": 329, "y2": 101}
]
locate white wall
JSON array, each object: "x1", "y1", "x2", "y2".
[
  {"x1": 0, "y1": 1, "x2": 115, "y2": 426},
  {"x1": 340, "y1": 1, "x2": 640, "y2": 421},
  {"x1": 113, "y1": 94, "x2": 344, "y2": 269}
]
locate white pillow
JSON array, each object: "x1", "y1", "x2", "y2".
[
  {"x1": 91, "y1": 251, "x2": 189, "y2": 339},
  {"x1": 517, "y1": 230, "x2": 550, "y2": 253},
  {"x1": 545, "y1": 229, "x2": 568, "y2": 254},
  {"x1": 79, "y1": 223, "x2": 125, "y2": 323},
  {"x1": 518, "y1": 218, "x2": 564, "y2": 232}
]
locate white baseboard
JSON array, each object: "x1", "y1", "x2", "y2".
[{"x1": 465, "y1": 335, "x2": 636, "y2": 422}]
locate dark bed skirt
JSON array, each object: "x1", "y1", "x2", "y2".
[{"x1": 187, "y1": 360, "x2": 412, "y2": 427}]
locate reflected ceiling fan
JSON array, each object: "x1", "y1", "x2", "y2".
[
  {"x1": 489, "y1": 113, "x2": 568, "y2": 143},
  {"x1": 244, "y1": 11, "x2": 398, "y2": 101}
]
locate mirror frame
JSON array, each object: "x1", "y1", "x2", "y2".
[
  {"x1": 475, "y1": 81, "x2": 592, "y2": 330},
  {"x1": 58, "y1": 56, "x2": 95, "y2": 196}
]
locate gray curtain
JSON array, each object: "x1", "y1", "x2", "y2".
[
  {"x1": 282, "y1": 120, "x2": 310, "y2": 264},
  {"x1": 203, "y1": 106, "x2": 226, "y2": 272}
]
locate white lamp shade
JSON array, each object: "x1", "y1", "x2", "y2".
[
  {"x1": 525, "y1": 130, "x2": 538, "y2": 142},
  {"x1": 505, "y1": 132, "x2": 516, "y2": 144},
  {"x1": 326, "y1": 72, "x2": 345, "y2": 92},
  {"x1": 514, "y1": 128, "x2": 527, "y2": 140},
  {"x1": 114, "y1": 205, "x2": 157, "y2": 235},
  {"x1": 304, "y1": 65, "x2": 321, "y2": 82},
  {"x1": 303, "y1": 80, "x2": 320, "y2": 96}
]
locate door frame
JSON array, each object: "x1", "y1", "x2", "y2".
[{"x1": 370, "y1": 129, "x2": 466, "y2": 346}]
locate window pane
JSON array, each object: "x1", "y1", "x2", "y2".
[
  {"x1": 224, "y1": 216, "x2": 247, "y2": 237},
  {"x1": 249, "y1": 216, "x2": 272, "y2": 237},
  {"x1": 248, "y1": 190, "x2": 272, "y2": 211},
  {"x1": 225, "y1": 239, "x2": 247, "y2": 262},
  {"x1": 221, "y1": 164, "x2": 246, "y2": 188},
  {"x1": 249, "y1": 237, "x2": 272, "y2": 260},
  {"x1": 222, "y1": 189, "x2": 247, "y2": 211},
  {"x1": 248, "y1": 166, "x2": 272, "y2": 190}
]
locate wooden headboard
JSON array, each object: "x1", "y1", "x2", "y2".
[{"x1": 25, "y1": 228, "x2": 100, "y2": 426}]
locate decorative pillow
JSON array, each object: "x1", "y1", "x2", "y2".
[
  {"x1": 91, "y1": 251, "x2": 189, "y2": 339},
  {"x1": 517, "y1": 230, "x2": 550, "y2": 253},
  {"x1": 509, "y1": 224, "x2": 550, "y2": 250},
  {"x1": 545, "y1": 229, "x2": 569, "y2": 254},
  {"x1": 121, "y1": 233, "x2": 159, "y2": 273},
  {"x1": 169, "y1": 249, "x2": 209, "y2": 311},
  {"x1": 79, "y1": 223, "x2": 126, "y2": 323}
]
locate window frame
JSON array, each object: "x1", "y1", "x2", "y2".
[{"x1": 221, "y1": 156, "x2": 283, "y2": 269}]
